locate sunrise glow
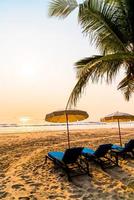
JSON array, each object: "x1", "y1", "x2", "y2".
[{"x1": 19, "y1": 116, "x2": 30, "y2": 124}]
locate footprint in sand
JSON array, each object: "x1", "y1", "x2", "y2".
[
  {"x1": 127, "y1": 180, "x2": 134, "y2": 189},
  {"x1": 12, "y1": 183, "x2": 24, "y2": 190},
  {"x1": 25, "y1": 180, "x2": 34, "y2": 184},
  {"x1": 48, "y1": 195, "x2": 57, "y2": 199},
  {"x1": 18, "y1": 197, "x2": 30, "y2": 200},
  {"x1": 0, "y1": 173, "x2": 5, "y2": 178},
  {"x1": 68, "y1": 188, "x2": 84, "y2": 197},
  {"x1": 69, "y1": 194, "x2": 82, "y2": 199},
  {"x1": 82, "y1": 195, "x2": 93, "y2": 200},
  {"x1": 50, "y1": 185, "x2": 59, "y2": 190},
  {"x1": 20, "y1": 175, "x2": 30, "y2": 180},
  {"x1": 0, "y1": 184, "x2": 6, "y2": 191},
  {"x1": 27, "y1": 195, "x2": 37, "y2": 200},
  {"x1": 29, "y1": 182, "x2": 42, "y2": 190},
  {"x1": 0, "y1": 191, "x2": 8, "y2": 198}
]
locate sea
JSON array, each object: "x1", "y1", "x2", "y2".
[{"x1": 0, "y1": 122, "x2": 134, "y2": 134}]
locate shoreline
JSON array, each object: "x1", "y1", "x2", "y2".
[{"x1": 0, "y1": 126, "x2": 134, "y2": 135}]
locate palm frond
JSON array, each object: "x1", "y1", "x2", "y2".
[
  {"x1": 118, "y1": 61, "x2": 134, "y2": 100},
  {"x1": 118, "y1": 75, "x2": 134, "y2": 101},
  {"x1": 78, "y1": 0, "x2": 127, "y2": 54},
  {"x1": 48, "y1": 0, "x2": 78, "y2": 18},
  {"x1": 76, "y1": 53, "x2": 134, "y2": 82},
  {"x1": 115, "y1": 0, "x2": 134, "y2": 46},
  {"x1": 66, "y1": 53, "x2": 134, "y2": 108},
  {"x1": 66, "y1": 67, "x2": 91, "y2": 108},
  {"x1": 48, "y1": 0, "x2": 134, "y2": 104}
]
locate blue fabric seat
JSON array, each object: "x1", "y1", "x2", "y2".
[
  {"x1": 82, "y1": 144, "x2": 112, "y2": 158},
  {"x1": 82, "y1": 148, "x2": 95, "y2": 155},
  {"x1": 45, "y1": 147, "x2": 90, "y2": 181},
  {"x1": 112, "y1": 139, "x2": 134, "y2": 154},
  {"x1": 48, "y1": 152, "x2": 64, "y2": 161},
  {"x1": 82, "y1": 144, "x2": 116, "y2": 169},
  {"x1": 112, "y1": 144, "x2": 124, "y2": 151},
  {"x1": 111, "y1": 140, "x2": 134, "y2": 165}
]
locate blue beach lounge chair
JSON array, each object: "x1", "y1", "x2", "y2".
[
  {"x1": 82, "y1": 144, "x2": 116, "y2": 169},
  {"x1": 45, "y1": 147, "x2": 90, "y2": 181},
  {"x1": 111, "y1": 139, "x2": 134, "y2": 165}
]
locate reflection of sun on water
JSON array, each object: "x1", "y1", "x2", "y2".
[{"x1": 19, "y1": 116, "x2": 30, "y2": 124}]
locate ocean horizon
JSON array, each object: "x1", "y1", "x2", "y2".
[{"x1": 0, "y1": 121, "x2": 134, "y2": 134}]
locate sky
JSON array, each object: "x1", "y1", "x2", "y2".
[{"x1": 0, "y1": 0, "x2": 133, "y2": 124}]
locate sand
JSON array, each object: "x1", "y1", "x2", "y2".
[{"x1": 0, "y1": 128, "x2": 134, "y2": 200}]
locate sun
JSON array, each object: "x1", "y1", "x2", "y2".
[
  {"x1": 19, "y1": 116, "x2": 30, "y2": 124},
  {"x1": 18, "y1": 65, "x2": 37, "y2": 80}
]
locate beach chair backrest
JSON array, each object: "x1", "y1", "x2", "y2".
[
  {"x1": 62, "y1": 147, "x2": 83, "y2": 164},
  {"x1": 94, "y1": 144, "x2": 112, "y2": 158},
  {"x1": 123, "y1": 139, "x2": 134, "y2": 152}
]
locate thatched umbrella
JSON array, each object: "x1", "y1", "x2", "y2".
[
  {"x1": 45, "y1": 109, "x2": 89, "y2": 148},
  {"x1": 101, "y1": 111, "x2": 134, "y2": 146}
]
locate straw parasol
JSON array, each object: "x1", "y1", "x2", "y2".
[
  {"x1": 45, "y1": 109, "x2": 89, "y2": 148},
  {"x1": 100, "y1": 111, "x2": 134, "y2": 146}
]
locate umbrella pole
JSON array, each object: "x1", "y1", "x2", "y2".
[
  {"x1": 117, "y1": 119, "x2": 122, "y2": 147},
  {"x1": 66, "y1": 113, "x2": 70, "y2": 149}
]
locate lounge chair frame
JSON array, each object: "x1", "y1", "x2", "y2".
[
  {"x1": 45, "y1": 147, "x2": 91, "y2": 181},
  {"x1": 82, "y1": 144, "x2": 117, "y2": 170},
  {"x1": 111, "y1": 140, "x2": 134, "y2": 165}
]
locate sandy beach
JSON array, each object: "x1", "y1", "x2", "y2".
[{"x1": 0, "y1": 128, "x2": 134, "y2": 200}]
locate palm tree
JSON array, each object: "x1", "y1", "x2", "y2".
[{"x1": 48, "y1": 0, "x2": 134, "y2": 107}]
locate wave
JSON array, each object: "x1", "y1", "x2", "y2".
[{"x1": 0, "y1": 122, "x2": 134, "y2": 134}]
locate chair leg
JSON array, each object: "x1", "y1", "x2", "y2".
[
  {"x1": 111, "y1": 152, "x2": 119, "y2": 166},
  {"x1": 86, "y1": 160, "x2": 90, "y2": 176},
  {"x1": 77, "y1": 158, "x2": 91, "y2": 177},
  {"x1": 45, "y1": 155, "x2": 48, "y2": 163},
  {"x1": 85, "y1": 159, "x2": 92, "y2": 177},
  {"x1": 131, "y1": 151, "x2": 134, "y2": 157},
  {"x1": 98, "y1": 160, "x2": 105, "y2": 170},
  {"x1": 67, "y1": 173, "x2": 72, "y2": 182},
  {"x1": 122, "y1": 153, "x2": 126, "y2": 160},
  {"x1": 64, "y1": 165, "x2": 72, "y2": 181},
  {"x1": 115, "y1": 154, "x2": 119, "y2": 166}
]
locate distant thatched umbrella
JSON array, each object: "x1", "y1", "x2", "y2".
[
  {"x1": 101, "y1": 111, "x2": 134, "y2": 146},
  {"x1": 45, "y1": 109, "x2": 89, "y2": 148}
]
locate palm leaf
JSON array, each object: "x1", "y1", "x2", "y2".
[
  {"x1": 48, "y1": 0, "x2": 134, "y2": 104},
  {"x1": 67, "y1": 53, "x2": 134, "y2": 107},
  {"x1": 76, "y1": 53, "x2": 134, "y2": 82},
  {"x1": 48, "y1": 0, "x2": 78, "y2": 18},
  {"x1": 78, "y1": 0, "x2": 126, "y2": 54},
  {"x1": 118, "y1": 76, "x2": 134, "y2": 100},
  {"x1": 118, "y1": 62, "x2": 134, "y2": 100},
  {"x1": 115, "y1": 0, "x2": 134, "y2": 46}
]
